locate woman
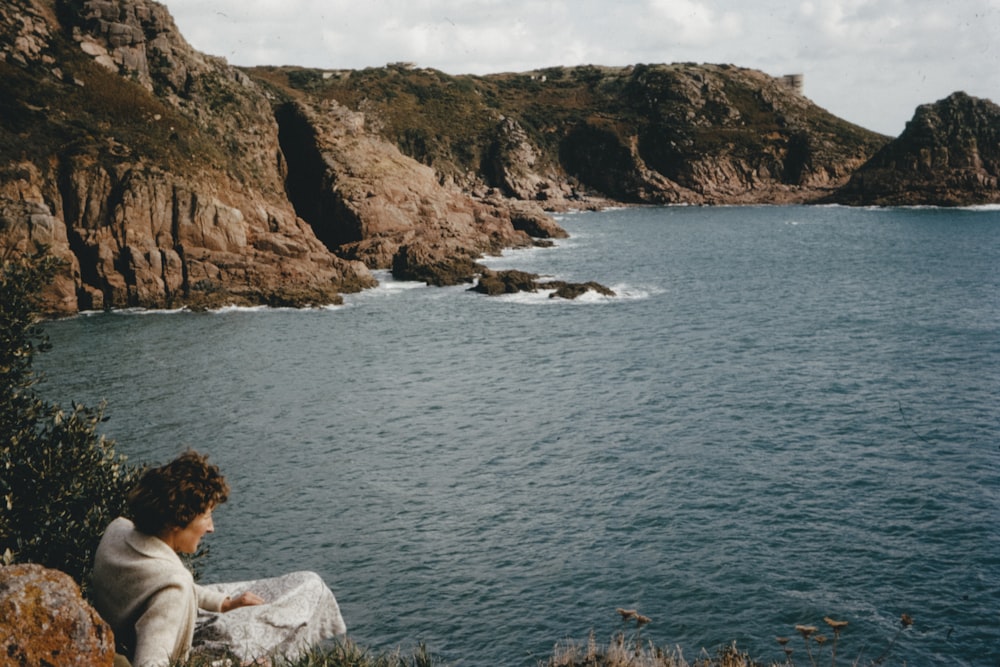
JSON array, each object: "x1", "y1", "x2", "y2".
[{"x1": 91, "y1": 450, "x2": 346, "y2": 667}]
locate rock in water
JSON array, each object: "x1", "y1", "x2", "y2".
[
  {"x1": 469, "y1": 270, "x2": 615, "y2": 299},
  {"x1": 0, "y1": 563, "x2": 115, "y2": 667},
  {"x1": 833, "y1": 92, "x2": 1000, "y2": 206}
]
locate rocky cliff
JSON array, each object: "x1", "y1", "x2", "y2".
[
  {"x1": 0, "y1": 0, "x2": 559, "y2": 314},
  {"x1": 256, "y1": 63, "x2": 890, "y2": 207},
  {"x1": 2, "y1": 0, "x2": 996, "y2": 315},
  {"x1": 832, "y1": 92, "x2": 1000, "y2": 206},
  {"x1": 0, "y1": 0, "x2": 370, "y2": 314}
]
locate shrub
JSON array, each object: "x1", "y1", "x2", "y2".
[{"x1": 0, "y1": 250, "x2": 139, "y2": 590}]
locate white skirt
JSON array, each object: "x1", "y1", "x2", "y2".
[{"x1": 194, "y1": 571, "x2": 347, "y2": 663}]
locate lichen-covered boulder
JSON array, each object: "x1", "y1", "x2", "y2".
[{"x1": 0, "y1": 563, "x2": 115, "y2": 667}]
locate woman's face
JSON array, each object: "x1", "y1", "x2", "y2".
[{"x1": 170, "y1": 508, "x2": 215, "y2": 554}]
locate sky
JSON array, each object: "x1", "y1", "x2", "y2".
[{"x1": 160, "y1": 0, "x2": 999, "y2": 137}]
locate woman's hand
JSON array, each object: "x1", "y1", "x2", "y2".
[{"x1": 221, "y1": 591, "x2": 265, "y2": 612}]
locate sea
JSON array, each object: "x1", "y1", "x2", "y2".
[{"x1": 36, "y1": 205, "x2": 999, "y2": 666}]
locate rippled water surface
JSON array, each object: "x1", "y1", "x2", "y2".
[{"x1": 39, "y1": 206, "x2": 999, "y2": 666}]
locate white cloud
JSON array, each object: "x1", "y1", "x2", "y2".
[
  {"x1": 646, "y1": 0, "x2": 742, "y2": 45},
  {"x1": 160, "y1": 0, "x2": 1000, "y2": 136}
]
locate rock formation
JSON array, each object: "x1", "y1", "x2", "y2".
[
  {"x1": 272, "y1": 63, "x2": 889, "y2": 207},
  {"x1": 272, "y1": 99, "x2": 563, "y2": 287},
  {"x1": 471, "y1": 269, "x2": 616, "y2": 300},
  {"x1": 832, "y1": 92, "x2": 1000, "y2": 206},
  {"x1": 0, "y1": 563, "x2": 116, "y2": 666},
  {"x1": 0, "y1": 0, "x2": 384, "y2": 314},
  {"x1": 1, "y1": 0, "x2": 997, "y2": 315},
  {"x1": 0, "y1": 0, "x2": 562, "y2": 314}
]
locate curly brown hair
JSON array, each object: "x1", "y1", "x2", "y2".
[{"x1": 128, "y1": 450, "x2": 230, "y2": 535}]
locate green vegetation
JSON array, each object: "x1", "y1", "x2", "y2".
[
  {"x1": 0, "y1": 52, "x2": 200, "y2": 174},
  {"x1": 0, "y1": 30, "x2": 274, "y2": 192},
  {"x1": 0, "y1": 250, "x2": 139, "y2": 589}
]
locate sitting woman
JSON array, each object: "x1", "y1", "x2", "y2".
[{"x1": 91, "y1": 450, "x2": 346, "y2": 667}]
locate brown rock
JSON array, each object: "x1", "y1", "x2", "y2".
[
  {"x1": 0, "y1": 182, "x2": 81, "y2": 316},
  {"x1": 46, "y1": 159, "x2": 375, "y2": 311},
  {"x1": 277, "y1": 100, "x2": 545, "y2": 284},
  {"x1": 392, "y1": 239, "x2": 484, "y2": 286},
  {"x1": 0, "y1": 0, "x2": 378, "y2": 313},
  {"x1": 540, "y1": 280, "x2": 617, "y2": 300},
  {"x1": 486, "y1": 116, "x2": 552, "y2": 201},
  {"x1": 506, "y1": 201, "x2": 569, "y2": 240},
  {"x1": 833, "y1": 92, "x2": 1000, "y2": 206},
  {"x1": 301, "y1": 63, "x2": 888, "y2": 207},
  {"x1": 470, "y1": 270, "x2": 615, "y2": 299},
  {"x1": 470, "y1": 269, "x2": 540, "y2": 295},
  {"x1": 0, "y1": 563, "x2": 115, "y2": 667}
]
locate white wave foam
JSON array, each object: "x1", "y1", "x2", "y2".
[
  {"x1": 76, "y1": 301, "x2": 349, "y2": 317},
  {"x1": 571, "y1": 289, "x2": 617, "y2": 304},
  {"x1": 478, "y1": 241, "x2": 566, "y2": 268},
  {"x1": 480, "y1": 282, "x2": 656, "y2": 305},
  {"x1": 610, "y1": 283, "x2": 662, "y2": 300},
  {"x1": 486, "y1": 290, "x2": 553, "y2": 305},
  {"x1": 72, "y1": 306, "x2": 190, "y2": 318},
  {"x1": 211, "y1": 305, "x2": 270, "y2": 314},
  {"x1": 369, "y1": 270, "x2": 429, "y2": 292},
  {"x1": 106, "y1": 306, "x2": 188, "y2": 316},
  {"x1": 854, "y1": 203, "x2": 1000, "y2": 212},
  {"x1": 210, "y1": 303, "x2": 346, "y2": 314}
]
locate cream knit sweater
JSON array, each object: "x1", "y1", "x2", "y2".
[{"x1": 91, "y1": 517, "x2": 228, "y2": 667}]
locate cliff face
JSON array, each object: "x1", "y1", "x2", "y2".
[
  {"x1": 0, "y1": 0, "x2": 554, "y2": 314},
  {"x1": 832, "y1": 92, "x2": 1000, "y2": 206},
  {"x1": 0, "y1": 0, "x2": 374, "y2": 313},
  {"x1": 272, "y1": 99, "x2": 563, "y2": 285},
  {"x1": 258, "y1": 63, "x2": 890, "y2": 207}
]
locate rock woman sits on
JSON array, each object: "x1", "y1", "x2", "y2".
[{"x1": 91, "y1": 450, "x2": 346, "y2": 667}]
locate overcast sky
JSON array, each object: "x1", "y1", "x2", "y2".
[{"x1": 161, "y1": 0, "x2": 999, "y2": 137}]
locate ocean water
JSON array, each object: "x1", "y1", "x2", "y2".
[{"x1": 37, "y1": 205, "x2": 999, "y2": 666}]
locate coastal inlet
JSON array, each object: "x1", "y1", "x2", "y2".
[{"x1": 38, "y1": 205, "x2": 1000, "y2": 667}]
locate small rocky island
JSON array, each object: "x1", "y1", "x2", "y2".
[
  {"x1": 1, "y1": 0, "x2": 997, "y2": 315},
  {"x1": 470, "y1": 269, "x2": 616, "y2": 300},
  {"x1": 830, "y1": 92, "x2": 1000, "y2": 206}
]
